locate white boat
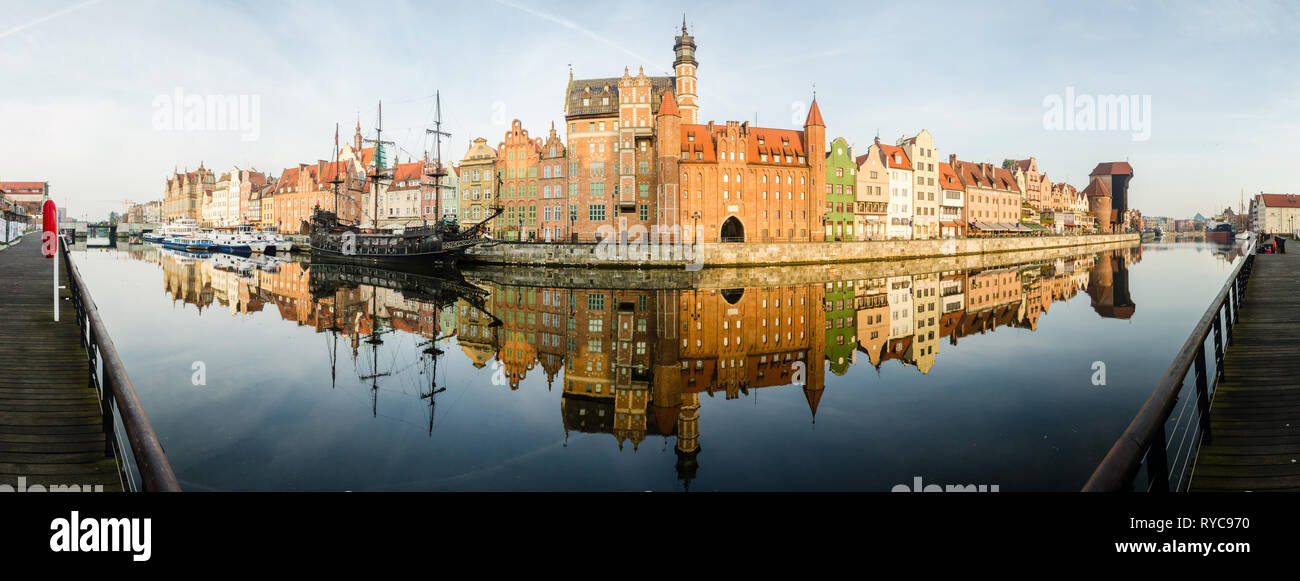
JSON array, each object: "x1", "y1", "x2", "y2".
[
  {"x1": 259, "y1": 226, "x2": 294, "y2": 255},
  {"x1": 156, "y1": 219, "x2": 201, "y2": 247},
  {"x1": 212, "y1": 225, "x2": 272, "y2": 254},
  {"x1": 1236, "y1": 232, "x2": 1250, "y2": 240}
]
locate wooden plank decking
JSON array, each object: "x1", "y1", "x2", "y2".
[
  {"x1": 1191, "y1": 249, "x2": 1300, "y2": 491},
  {"x1": 0, "y1": 234, "x2": 122, "y2": 491}
]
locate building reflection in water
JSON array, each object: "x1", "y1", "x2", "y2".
[{"x1": 134, "y1": 242, "x2": 1143, "y2": 489}]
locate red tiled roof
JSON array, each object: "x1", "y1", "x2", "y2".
[
  {"x1": 1090, "y1": 162, "x2": 1133, "y2": 176},
  {"x1": 804, "y1": 100, "x2": 824, "y2": 127},
  {"x1": 878, "y1": 144, "x2": 911, "y2": 170},
  {"x1": 274, "y1": 167, "x2": 300, "y2": 194},
  {"x1": 938, "y1": 162, "x2": 964, "y2": 191},
  {"x1": 1259, "y1": 193, "x2": 1300, "y2": 208},
  {"x1": 952, "y1": 160, "x2": 990, "y2": 189},
  {"x1": 679, "y1": 123, "x2": 808, "y2": 166},
  {"x1": 0, "y1": 181, "x2": 46, "y2": 190},
  {"x1": 314, "y1": 161, "x2": 352, "y2": 188},
  {"x1": 657, "y1": 89, "x2": 679, "y2": 117},
  {"x1": 387, "y1": 163, "x2": 424, "y2": 190},
  {"x1": 992, "y1": 167, "x2": 1021, "y2": 192},
  {"x1": 1082, "y1": 176, "x2": 1111, "y2": 198}
]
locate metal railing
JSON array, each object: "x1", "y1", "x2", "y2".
[
  {"x1": 60, "y1": 236, "x2": 181, "y2": 491},
  {"x1": 1083, "y1": 236, "x2": 1258, "y2": 491}
]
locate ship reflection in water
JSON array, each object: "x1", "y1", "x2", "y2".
[{"x1": 83, "y1": 240, "x2": 1227, "y2": 491}]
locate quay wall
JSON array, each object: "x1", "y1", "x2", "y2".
[
  {"x1": 464, "y1": 233, "x2": 1141, "y2": 269},
  {"x1": 463, "y1": 237, "x2": 1142, "y2": 291}
]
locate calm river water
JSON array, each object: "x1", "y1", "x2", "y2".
[{"x1": 69, "y1": 238, "x2": 1246, "y2": 491}]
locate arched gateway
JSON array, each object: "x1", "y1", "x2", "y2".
[{"x1": 720, "y1": 216, "x2": 744, "y2": 243}]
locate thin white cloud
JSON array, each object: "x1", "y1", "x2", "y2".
[
  {"x1": 0, "y1": 0, "x2": 104, "y2": 40},
  {"x1": 492, "y1": 0, "x2": 656, "y2": 67}
]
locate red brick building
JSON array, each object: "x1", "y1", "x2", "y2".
[
  {"x1": 665, "y1": 98, "x2": 827, "y2": 243},
  {"x1": 538, "y1": 125, "x2": 567, "y2": 241},
  {"x1": 564, "y1": 20, "x2": 825, "y2": 244}
]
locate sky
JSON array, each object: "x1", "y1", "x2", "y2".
[{"x1": 2, "y1": 0, "x2": 1298, "y2": 221}]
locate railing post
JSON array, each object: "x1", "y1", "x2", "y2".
[
  {"x1": 101, "y1": 369, "x2": 114, "y2": 458},
  {"x1": 1194, "y1": 343, "x2": 1213, "y2": 448},
  {"x1": 1147, "y1": 423, "x2": 1171, "y2": 492},
  {"x1": 1211, "y1": 310, "x2": 1224, "y2": 382},
  {"x1": 1225, "y1": 286, "x2": 1235, "y2": 346}
]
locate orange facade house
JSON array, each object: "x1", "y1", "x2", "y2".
[{"x1": 497, "y1": 120, "x2": 542, "y2": 241}]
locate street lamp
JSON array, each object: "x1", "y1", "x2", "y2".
[{"x1": 691, "y1": 211, "x2": 701, "y2": 247}]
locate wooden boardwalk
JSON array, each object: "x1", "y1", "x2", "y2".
[
  {"x1": 0, "y1": 234, "x2": 122, "y2": 491},
  {"x1": 1191, "y1": 249, "x2": 1300, "y2": 491}
]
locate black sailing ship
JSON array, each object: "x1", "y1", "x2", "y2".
[{"x1": 310, "y1": 94, "x2": 502, "y2": 267}]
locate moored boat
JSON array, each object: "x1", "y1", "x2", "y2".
[{"x1": 184, "y1": 236, "x2": 218, "y2": 253}]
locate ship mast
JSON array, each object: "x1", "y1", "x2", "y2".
[
  {"x1": 359, "y1": 289, "x2": 390, "y2": 417},
  {"x1": 425, "y1": 92, "x2": 451, "y2": 225},
  {"x1": 327, "y1": 122, "x2": 345, "y2": 220},
  {"x1": 420, "y1": 333, "x2": 447, "y2": 436},
  {"x1": 363, "y1": 101, "x2": 395, "y2": 232}
]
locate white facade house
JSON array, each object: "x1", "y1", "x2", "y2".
[
  {"x1": 878, "y1": 144, "x2": 913, "y2": 240},
  {"x1": 1254, "y1": 193, "x2": 1300, "y2": 235}
]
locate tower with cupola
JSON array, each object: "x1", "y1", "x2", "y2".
[{"x1": 673, "y1": 17, "x2": 699, "y2": 124}]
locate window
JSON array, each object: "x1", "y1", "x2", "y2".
[
  {"x1": 588, "y1": 204, "x2": 606, "y2": 221},
  {"x1": 639, "y1": 204, "x2": 649, "y2": 221},
  {"x1": 588, "y1": 294, "x2": 606, "y2": 310}
]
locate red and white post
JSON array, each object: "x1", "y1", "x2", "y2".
[{"x1": 41, "y1": 199, "x2": 58, "y2": 322}]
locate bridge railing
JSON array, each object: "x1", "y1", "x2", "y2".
[
  {"x1": 1083, "y1": 236, "x2": 1258, "y2": 491},
  {"x1": 60, "y1": 236, "x2": 181, "y2": 492}
]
